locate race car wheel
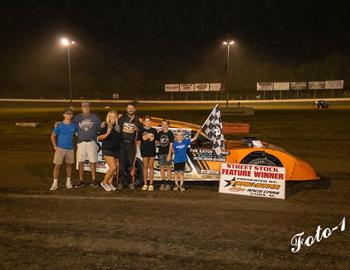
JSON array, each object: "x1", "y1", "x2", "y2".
[{"x1": 240, "y1": 151, "x2": 283, "y2": 167}]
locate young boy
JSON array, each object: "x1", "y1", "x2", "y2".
[
  {"x1": 50, "y1": 108, "x2": 78, "y2": 191},
  {"x1": 156, "y1": 119, "x2": 174, "y2": 191},
  {"x1": 167, "y1": 128, "x2": 201, "y2": 191}
]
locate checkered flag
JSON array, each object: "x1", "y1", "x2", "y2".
[{"x1": 201, "y1": 104, "x2": 225, "y2": 155}]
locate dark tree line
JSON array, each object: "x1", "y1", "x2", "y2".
[{"x1": 1, "y1": 48, "x2": 348, "y2": 99}]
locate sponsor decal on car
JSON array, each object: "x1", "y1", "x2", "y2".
[{"x1": 191, "y1": 148, "x2": 227, "y2": 162}]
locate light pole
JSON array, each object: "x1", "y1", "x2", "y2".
[
  {"x1": 222, "y1": 40, "x2": 235, "y2": 108},
  {"x1": 60, "y1": 38, "x2": 75, "y2": 104}
]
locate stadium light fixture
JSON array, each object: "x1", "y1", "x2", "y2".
[
  {"x1": 60, "y1": 38, "x2": 75, "y2": 47},
  {"x1": 223, "y1": 40, "x2": 235, "y2": 45},
  {"x1": 59, "y1": 37, "x2": 76, "y2": 104},
  {"x1": 222, "y1": 40, "x2": 235, "y2": 108}
]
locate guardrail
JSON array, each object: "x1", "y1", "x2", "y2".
[{"x1": 1, "y1": 98, "x2": 350, "y2": 104}]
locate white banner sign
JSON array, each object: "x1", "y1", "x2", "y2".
[
  {"x1": 273, "y1": 82, "x2": 290, "y2": 91},
  {"x1": 257, "y1": 82, "x2": 273, "y2": 91},
  {"x1": 308, "y1": 81, "x2": 325, "y2": 90},
  {"x1": 209, "y1": 83, "x2": 222, "y2": 91},
  {"x1": 180, "y1": 83, "x2": 195, "y2": 92},
  {"x1": 325, "y1": 80, "x2": 344, "y2": 89},
  {"x1": 165, "y1": 84, "x2": 180, "y2": 92},
  {"x1": 290, "y1": 82, "x2": 307, "y2": 90},
  {"x1": 219, "y1": 163, "x2": 286, "y2": 199},
  {"x1": 195, "y1": 83, "x2": 210, "y2": 92}
]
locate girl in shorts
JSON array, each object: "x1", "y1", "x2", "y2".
[
  {"x1": 98, "y1": 110, "x2": 121, "y2": 192},
  {"x1": 156, "y1": 119, "x2": 174, "y2": 191},
  {"x1": 168, "y1": 128, "x2": 201, "y2": 191},
  {"x1": 137, "y1": 115, "x2": 157, "y2": 191}
]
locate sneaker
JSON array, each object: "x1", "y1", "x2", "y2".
[
  {"x1": 159, "y1": 184, "x2": 165, "y2": 191},
  {"x1": 180, "y1": 185, "x2": 186, "y2": 192},
  {"x1": 109, "y1": 183, "x2": 117, "y2": 191},
  {"x1": 128, "y1": 183, "x2": 135, "y2": 190},
  {"x1": 165, "y1": 184, "x2": 172, "y2": 191},
  {"x1": 148, "y1": 185, "x2": 154, "y2": 191},
  {"x1": 49, "y1": 183, "x2": 58, "y2": 191},
  {"x1": 90, "y1": 180, "x2": 100, "y2": 188},
  {"x1": 173, "y1": 185, "x2": 179, "y2": 192},
  {"x1": 141, "y1": 184, "x2": 148, "y2": 191},
  {"x1": 66, "y1": 180, "x2": 73, "y2": 189},
  {"x1": 74, "y1": 181, "x2": 85, "y2": 188},
  {"x1": 117, "y1": 183, "x2": 123, "y2": 190},
  {"x1": 100, "y1": 182, "x2": 112, "y2": 192}
]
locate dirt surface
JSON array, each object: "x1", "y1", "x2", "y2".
[
  {"x1": 0, "y1": 178, "x2": 349, "y2": 270},
  {"x1": 0, "y1": 107, "x2": 350, "y2": 269}
]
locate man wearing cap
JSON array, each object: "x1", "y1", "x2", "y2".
[
  {"x1": 73, "y1": 102, "x2": 101, "y2": 188},
  {"x1": 118, "y1": 103, "x2": 142, "y2": 189},
  {"x1": 50, "y1": 108, "x2": 78, "y2": 191}
]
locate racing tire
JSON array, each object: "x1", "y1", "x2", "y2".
[{"x1": 240, "y1": 151, "x2": 283, "y2": 167}]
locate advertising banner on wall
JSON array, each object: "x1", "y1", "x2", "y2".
[
  {"x1": 325, "y1": 80, "x2": 344, "y2": 89},
  {"x1": 273, "y1": 82, "x2": 290, "y2": 90},
  {"x1": 194, "y1": 83, "x2": 210, "y2": 91},
  {"x1": 164, "y1": 84, "x2": 180, "y2": 92},
  {"x1": 308, "y1": 81, "x2": 325, "y2": 90},
  {"x1": 180, "y1": 83, "x2": 195, "y2": 92},
  {"x1": 209, "y1": 83, "x2": 222, "y2": 91},
  {"x1": 257, "y1": 82, "x2": 273, "y2": 91},
  {"x1": 219, "y1": 163, "x2": 286, "y2": 199},
  {"x1": 290, "y1": 82, "x2": 307, "y2": 90}
]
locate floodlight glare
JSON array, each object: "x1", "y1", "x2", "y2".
[{"x1": 60, "y1": 38, "x2": 75, "y2": 47}]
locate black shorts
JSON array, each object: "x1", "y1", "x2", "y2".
[
  {"x1": 141, "y1": 149, "x2": 156, "y2": 158},
  {"x1": 141, "y1": 153, "x2": 156, "y2": 158},
  {"x1": 174, "y1": 162, "x2": 186, "y2": 172},
  {"x1": 102, "y1": 150, "x2": 119, "y2": 159}
]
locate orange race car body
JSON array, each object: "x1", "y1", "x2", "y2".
[
  {"x1": 91, "y1": 116, "x2": 319, "y2": 182},
  {"x1": 147, "y1": 117, "x2": 319, "y2": 182}
]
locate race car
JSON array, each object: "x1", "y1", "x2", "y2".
[
  {"x1": 130, "y1": 117, "x2": 319, "y2": 183},
  {"x1": 315, "y1": 100, "x2": 329, "y2": 109},
  {"x1": 90, "y1": 116, "x2": 319, "y2": 183}
]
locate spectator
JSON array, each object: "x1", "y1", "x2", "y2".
[
  {"x1": 73, "y1": 102, "x2": 101, "y2": 188},
  {"x1": 49, "y1": 108, "x2": 78, "y2": 191},
  {"x1": 137, "y1": 115, "x2": 157, "y2": 191},
  {"x1": 168, "y1": 129, "x2": 200, "y2": 191},
  {"x1": 98, "y1": 110, "x2": 121, "y2": 192},
  {"x1": 118, "y1": 103, "x2": 142, "y2": 189},
  {"x1": 156, "y1": 119, "x2": 174, "y2": 191}
]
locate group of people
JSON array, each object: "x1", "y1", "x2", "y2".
[{"x1": 50, "y1": 102, "x2": 201, "y2": 192}]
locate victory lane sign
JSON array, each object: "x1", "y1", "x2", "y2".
[{"x1": 219, "y1": 163, "x2": 286, "y2": 199}]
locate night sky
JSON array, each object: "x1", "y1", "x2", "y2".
[{"x1": 1, "y1": 1, "x2": 350, "y2": 98}]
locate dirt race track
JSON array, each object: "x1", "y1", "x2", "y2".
[
  {"x1": 0, "y1": 178, "x2": 349, "y2": 270},
  {"x1": 0, "y1": 103, "x2": 350, "y2": 269}
]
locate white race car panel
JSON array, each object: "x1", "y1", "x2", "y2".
[{"x1": 80, "y1": 127, "x2": 225, "y2": 181}]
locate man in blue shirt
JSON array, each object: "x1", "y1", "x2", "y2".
[
  {"x1": 73, "y1": 102, "x2": 101, "y2": 188},
  {"x1": 167, "y1": 128, "x2": 200, "y2": 191},
  {"x1": 50, "y1": 108, "x2": 78, "y2": 191}
]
